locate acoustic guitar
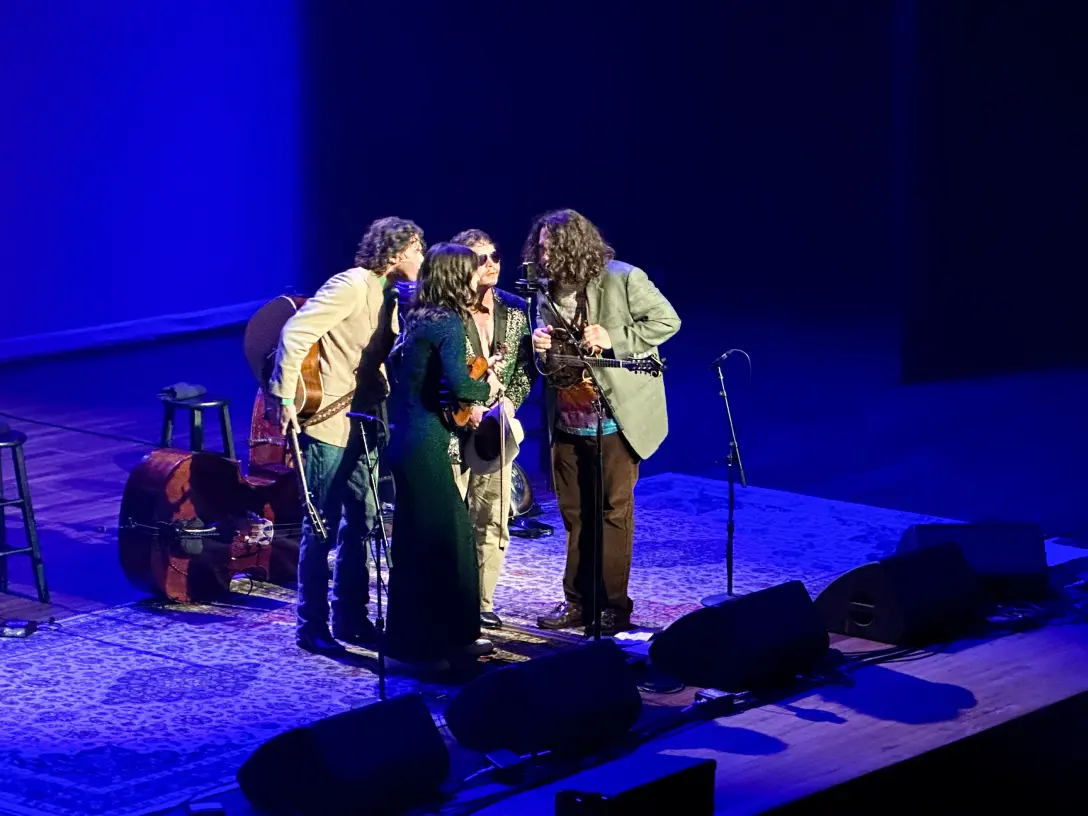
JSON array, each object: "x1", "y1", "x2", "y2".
[
  {"x1": 243, "y1": 295, "x2": 329, "y2": 543},
  {"x1": 243, "y1": 295, "x2": 324, "y2": 423}
]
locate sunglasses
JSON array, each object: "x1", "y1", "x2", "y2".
[{"x1": 476, "y1": 250, "x2": 502, "y2": 266}]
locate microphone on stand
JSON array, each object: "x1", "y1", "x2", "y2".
[
  {"x1": 514, "y1": 261, "x2": 546, "y2": 294},
  {"x1": 708, "y1": 349, "x2": 737, "y2": 369},
  {"x1": 347, "y1": 411, "x2": 392, "y2": 434}
]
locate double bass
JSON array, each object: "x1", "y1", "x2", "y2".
[
  {"x1": 117, "y1": 448, "x2": 303, "y2": 604},
  {"x1": 116, "y1": 296, "x2": 320, "y2": 604}
]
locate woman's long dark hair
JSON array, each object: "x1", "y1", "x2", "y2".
[
  {"x1": 409, "y1": 242, "x2": 480, "y2": 323},
  {"x1": 521, "y1": 209, "x2": 614, "y2": 291}
]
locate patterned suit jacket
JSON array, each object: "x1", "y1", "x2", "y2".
[{"x1": 448, "y1": 288, "x2": 535, "y2": 463}]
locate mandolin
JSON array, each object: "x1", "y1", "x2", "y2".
[
  {"x1": 542, "y1": 328, "x2": 666, "y2": 389},
  {"x1": 443, "y1": 342, "x2": 509, "y2": 428}
]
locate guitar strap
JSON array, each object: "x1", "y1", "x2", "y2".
[{"x1": 300, "y1": 390, "x2": 356, "y2": 429}]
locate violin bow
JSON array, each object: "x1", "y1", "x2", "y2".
[{"x1": 287, "y1": 425, "x2": 329, "y2": 543}]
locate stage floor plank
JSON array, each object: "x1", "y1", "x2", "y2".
[{"x1": 472, "y1": 623, "x2": 1088, "y2": 814}]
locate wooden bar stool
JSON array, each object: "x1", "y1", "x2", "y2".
[
  {"x1": 159, "y1": 395, "x2": 236, "y2": 460},
  {"x1": 0, "y1": 426, "x2": 50, "y2": 603}
]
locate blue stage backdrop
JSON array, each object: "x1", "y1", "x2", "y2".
[
  {"x1": 0, "y1": 0, "x2": 301, "y2": 361},
  {"x1": 299, "y1": 1, "x2": 895, "y2": 320},
  {"x1": 898, "y1": 0, "x2": 1088, "y2": 382}
]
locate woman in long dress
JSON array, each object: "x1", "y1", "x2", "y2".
[{"x1": 385, "y1": 243, "x2": 501, "y2": 668}]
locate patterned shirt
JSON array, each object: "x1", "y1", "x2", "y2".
[{"x1": 536, "y1": 286, "x2": 618, "y2": 438}]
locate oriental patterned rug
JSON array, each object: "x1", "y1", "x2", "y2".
[{"x1": 0, "y1": 473, "x2": 959, "y2": 816}]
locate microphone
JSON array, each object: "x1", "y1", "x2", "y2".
[
  {"x1": 347, "y1": 411, "x2": 392, "y2": 432},
  {"x1": 708, "y1": 349, "x2": 737, "y2": 368},
  {"x1": 514, "y1": 262, "x2": 546, "y2": 294},
  {"x1": 348, "y1": 412, "x2": 381, "y2": 424}
]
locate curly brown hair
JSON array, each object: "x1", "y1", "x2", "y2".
[
  {"x1": 521, "y1": 209, "x2": 614, "y2": 291},
  {"x1": 354, "y1": 216, "x2": 425, "y2": 271},
  {"x1": 410, "y1": 242, "x2": 481, "y2": 323},
  {"x1": 450, "y1": 228, "x2": 493, "y2": 250}
]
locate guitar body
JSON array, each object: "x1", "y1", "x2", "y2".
[
  {"x1": 243, "y1": 295, "x2": 323, "y2": 422},
  {"x1": 118, "y1": 448, "x2": 302, "y2": 603}
]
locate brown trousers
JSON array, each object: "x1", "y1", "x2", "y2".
[{"x1": 552, "y1": 430, "x2": 640, "y2": 614}]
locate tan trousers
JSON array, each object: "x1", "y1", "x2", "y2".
[{"x1": 453, "y1": 463, "x2": 512, "y2": 613}]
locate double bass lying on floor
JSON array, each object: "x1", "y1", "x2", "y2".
[
  {"x1": 116, "y1": 295, "x2": 320, "y2": 605},
  {"x1": 117, "y1": 447, "x2": 303, "y2": 604}
]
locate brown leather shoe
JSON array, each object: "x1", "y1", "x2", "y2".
[
  {"x1": 585, "y1": 609, "x2": 632, "y2": 637},
  {"x1": 537, "y1": 602, "x2": 584, "y2": 630}
]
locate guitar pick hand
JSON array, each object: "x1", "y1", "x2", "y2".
[{"x1": 581, "y1": 324, "x2": 612, "y2": 355}]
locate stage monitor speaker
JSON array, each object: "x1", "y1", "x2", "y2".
[
  {"x1": 444, "y1": 639, "x2": 642, "y2": 756},
  {"x1": 814, "y1": 541, "x2": 986, "y2": 646},
  {"x1": 236, "y1": 692, "x2": 449, "y2": 816},
  {"x1": 555, "y1": 753, "x2": 717, "y2": 815},
  {"x1": 647, "y1": 580, "x2": 830, "y2": 693},
  {"x1": 896, "y1": 522, "x2": 1050, "y2": 600}
]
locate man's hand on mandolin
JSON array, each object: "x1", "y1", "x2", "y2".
[
  {"x1": 581, "y1": 324, "x2": 612, "y2": 355},
  {"x1": 532, "y1": 325, "x2": 553, "y2": 353}
]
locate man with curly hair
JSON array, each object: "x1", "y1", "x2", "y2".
[
  {"x1": 526, "y1": 210, "x2": 680, "y2": 636},
  {"x1": 268, "y1": 216, "x2": 424, "y2": 654},
  {"x1": 448, "y1": 228, "x2": 535, "y2": 631}
]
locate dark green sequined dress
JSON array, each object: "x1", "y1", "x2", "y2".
[{"x1": 385, "y1": 308, "x2": 491, "y2": 661}]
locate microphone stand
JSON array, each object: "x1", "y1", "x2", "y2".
[
  {"x1": 348, "y1": 411, "x2": 392, "y2": 701},
  {"x1": 701, "y1": 355, "x2": 747, "y2": 606},
  {"x1": 515, "y1": 271, "x2": 608, "y2": 642}
]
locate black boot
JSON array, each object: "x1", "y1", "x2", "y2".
[
  {"x1": 296, "y1": 630, "x2": 347, "y2": 655},
  {"x1": 332, "y1": 618, "x2": 379, "y2": 647}
]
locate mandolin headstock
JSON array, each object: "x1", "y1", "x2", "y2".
[{"x1": 630, "y1": 354, "x2": 666, "y2": 377}]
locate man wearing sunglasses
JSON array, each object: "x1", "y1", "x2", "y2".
[{"x1": 449, "y1": 228, "x2": 535, "y2": 631}]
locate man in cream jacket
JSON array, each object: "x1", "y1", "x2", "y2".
[{"x1": 268, "y1": 217, "x2": 423, "y2": 654}]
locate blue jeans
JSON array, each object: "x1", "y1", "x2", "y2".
[{"x1": 297, "y1": 424, "x2": 380, "y2": 637}]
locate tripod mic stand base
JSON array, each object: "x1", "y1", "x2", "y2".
[{"x1": 700, "y1": 592, "x2": 737, "y2": 607}]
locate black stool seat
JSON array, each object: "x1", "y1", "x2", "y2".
[
  {"x1": 159, "y1": 394, "x2": 236, "y2": 460},
  {"x1": 160, "y1": 395, "x2": 231, "y2": 410},
  {"x1": 0, "y1": 428, "x2": 28, "y2": 449},
  {"x1": 0, "y1": 428, "x2": 50, "y2": 604}
]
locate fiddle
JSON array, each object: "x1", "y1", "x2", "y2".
[{"x1": 443, "y1": 342, "x2": 508, "y2": 428}]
